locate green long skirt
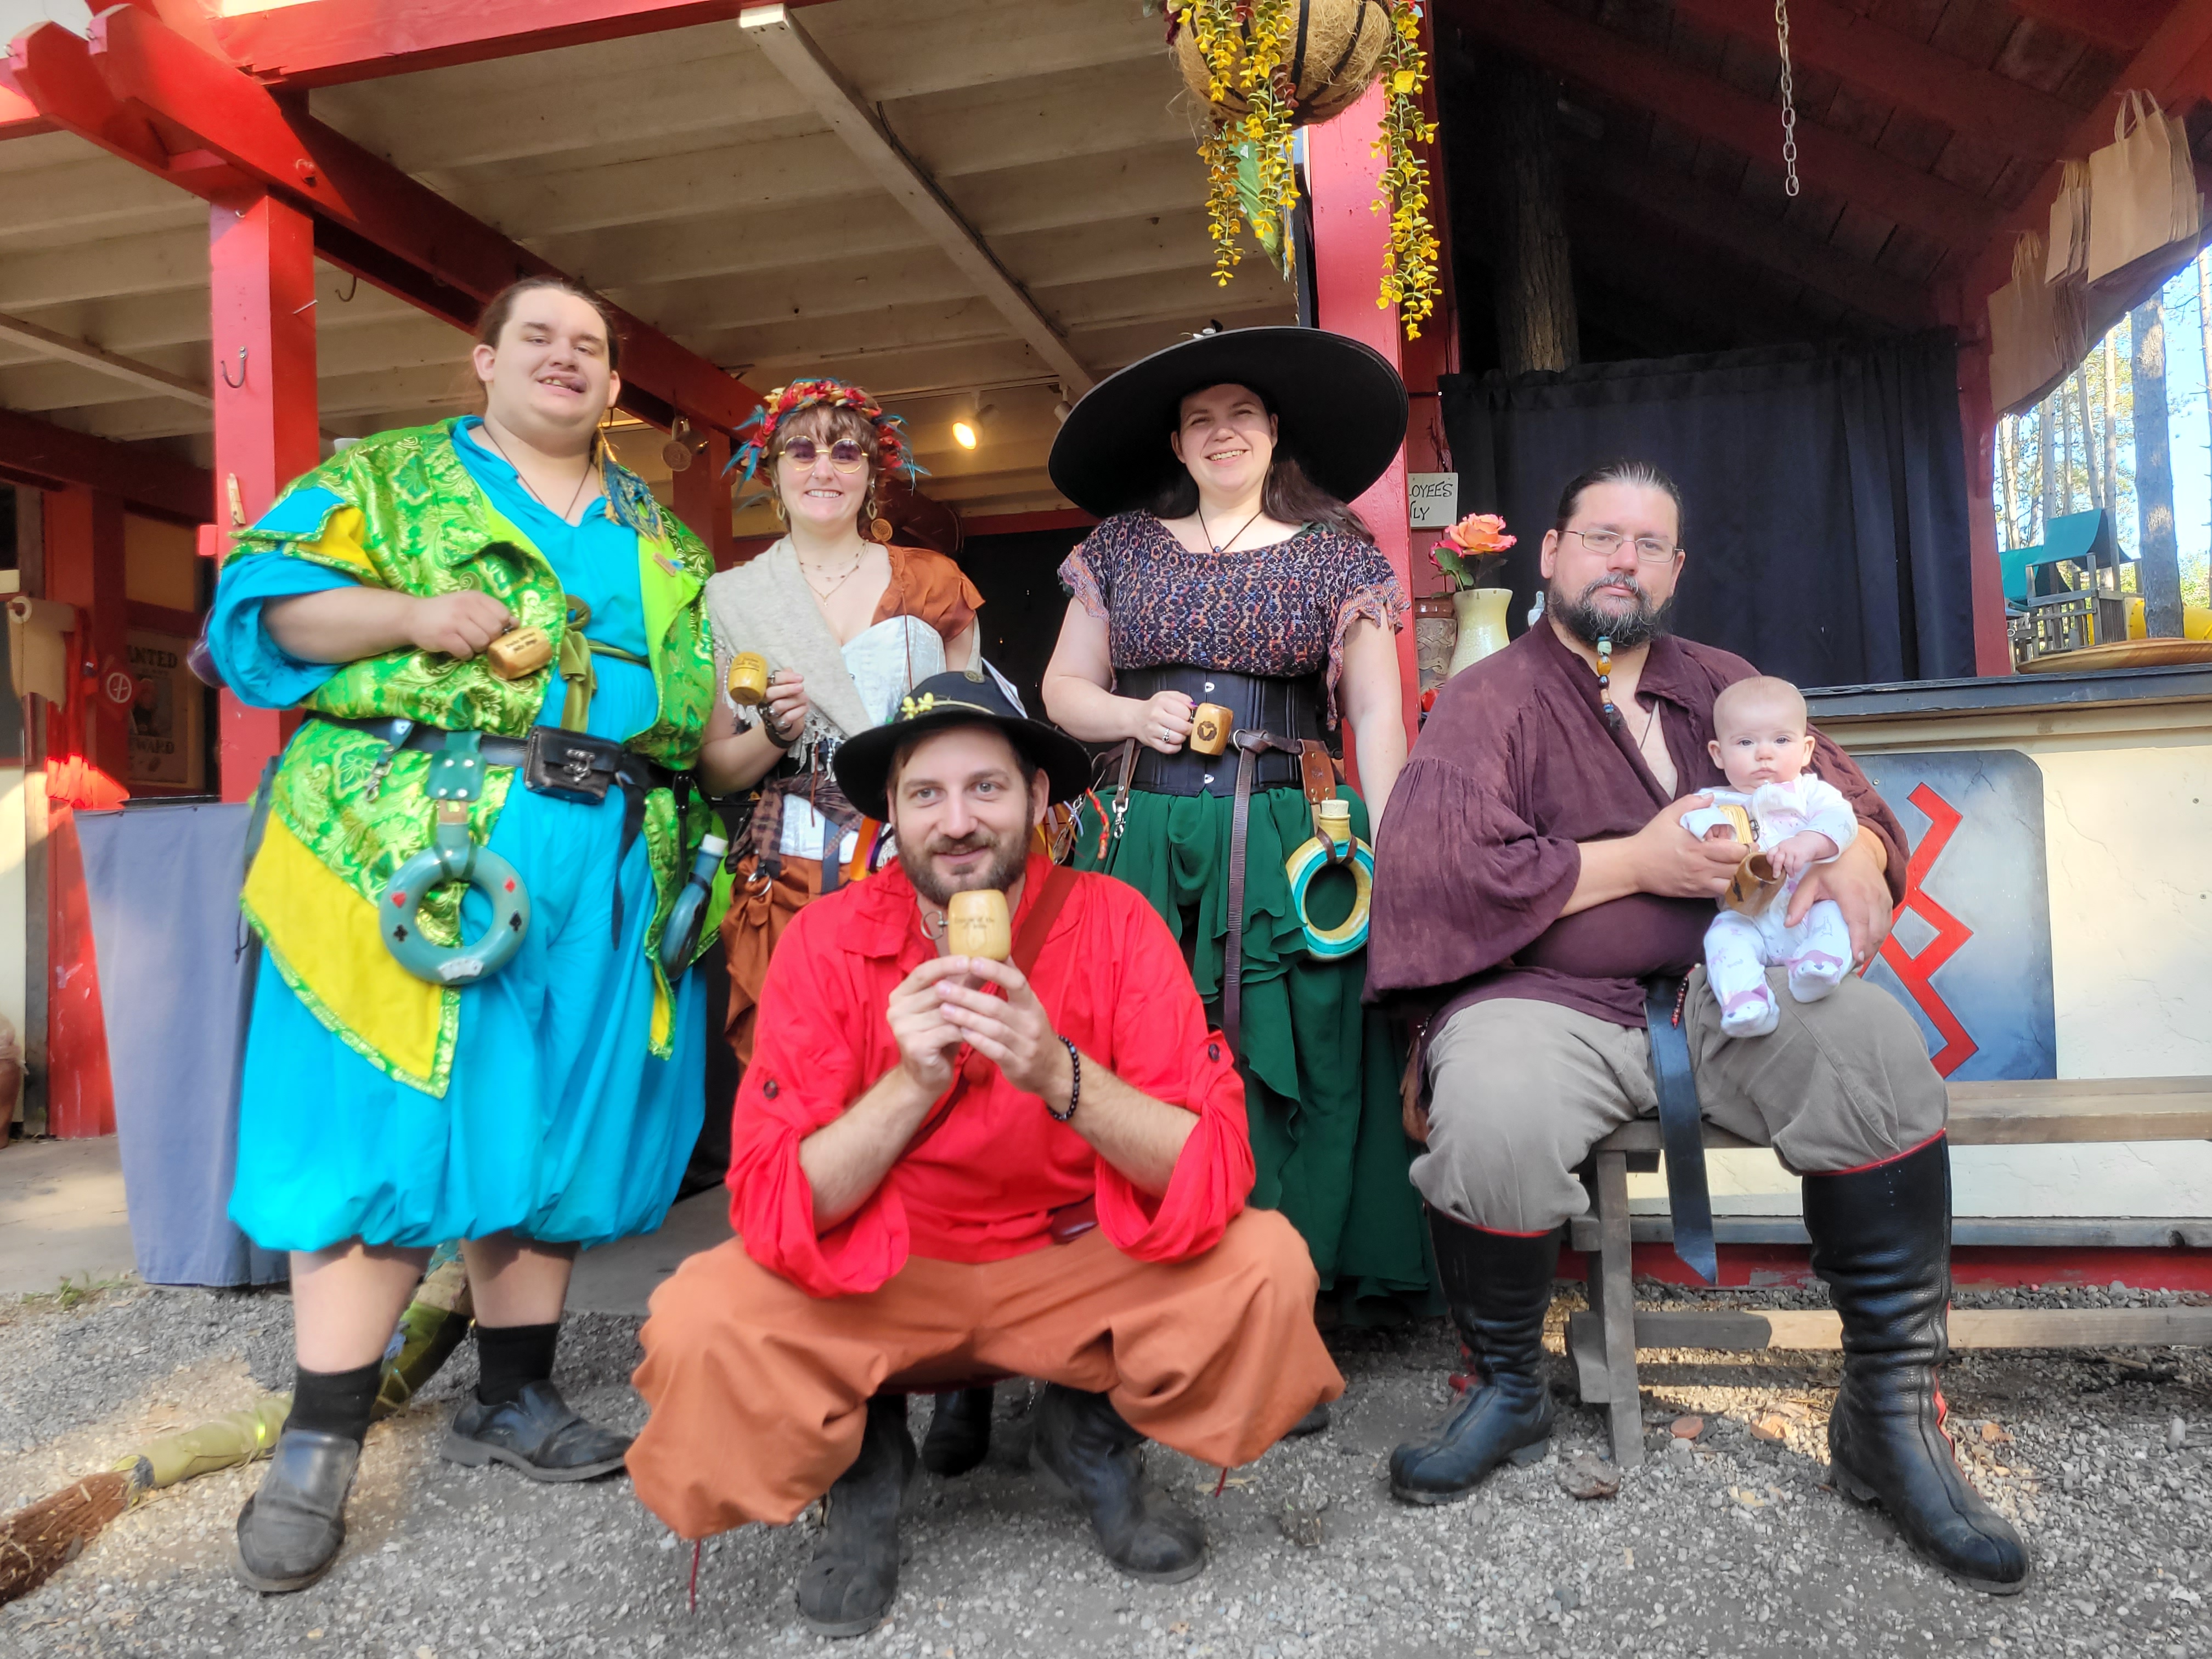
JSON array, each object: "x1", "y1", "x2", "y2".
[{"x1": 1078, "y1": 783, "x2": 1437, "y2": 1322}]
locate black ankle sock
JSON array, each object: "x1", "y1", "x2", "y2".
[
  {"x1": 475, "y1": 1321, "x2": 560, "y2": 1406},
  {"x1": 288, "y1": 1359, "x2": 383, "y2": 1445}
]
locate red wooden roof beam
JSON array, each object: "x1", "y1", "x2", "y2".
[
  {"x1": 209, "y1": 0, "x2": 834, "y2": 88},
  {"x1": 0, "y1": 405, "x2": 212, "y2": 522}
]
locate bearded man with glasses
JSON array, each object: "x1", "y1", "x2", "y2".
[{"x1": 1366, "y1": 460, "x2": 2029, "y2": 1594}]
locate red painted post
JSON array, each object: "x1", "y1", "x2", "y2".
[
  {"x1": 209, "y1": 193, "x2": 320, "y2": 798},
  {"x1": 670, "y1": 424, "x2": 735, "y2": 567},
  {"x1": 42, "y1": 806, "x2": 115, "y2": 1138},
  {"x1": 40, "y1": 484, "x2": 131, "y2": 788},
  {"x1": 1307, "y1": 81, "x2": 1422, "y2": 751}
]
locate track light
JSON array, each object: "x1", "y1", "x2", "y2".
[{"x1": 952, "y1": 394, "x2": 996, "y2": 450}]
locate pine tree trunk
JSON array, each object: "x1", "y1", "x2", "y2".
[
  {"x1": 1999, "y1": 420, "x2": 2019, "y2": 550},
  {"x1": 2130, "y1": 297, "x2": 2186, "y2": 637},
  {"x1": 2103, "y1": 332, "x2": 2122, "y2": 515},
  {"x1": 2058, "y1": 374, "x2": 2076, "y2": 515},
  {"x1": 1491, "y1": 59, "x2": 1579, "y2": 375},
  {"x1": 2074, "y1": 367, "x2": 2101, "y2": 510},
  {"x1": 2034, "y1": 398, "x2": 2053, "y2": 545}
]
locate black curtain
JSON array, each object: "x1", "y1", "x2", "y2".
[
  {"x1": 957, "y1": 524, "x2": 1090, "y2": 715},
  {"x1": 1440, "y1": 332, "x2": 1976, "y2": 688}
]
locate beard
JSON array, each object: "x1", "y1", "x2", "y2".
[
  {"x1": 1549, "y1": 571, "x2": 1673, "y2": 651},
  {"x1": 898, "y1": 821, "x2": 1031, "y2": 909}
]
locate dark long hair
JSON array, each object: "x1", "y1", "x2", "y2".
[{"x1": 1149, "y1": 386, "x2": 1374, "y2": 543}]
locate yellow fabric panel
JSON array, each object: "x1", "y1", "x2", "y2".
[
  {"x1": 241, "y1": 813, "x2": 446, "y2": 1091},
  {"x1": 298, "y1": 505, "x2": 378, "y2": 575}
]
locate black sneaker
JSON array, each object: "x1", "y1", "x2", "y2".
[{"x1": 441, "y1": 1380, "x2": 630, "y2": 1482}]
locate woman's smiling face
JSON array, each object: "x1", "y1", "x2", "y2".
[
  {"x1": 472, "y1": 288, "x2": 619, "y2": 446},
  {"x1": 773, "y1": 405, "x2": 877, "y2": 537},
  {"x1": 1170, "y1": 382, "x2": 1277, "y2": 503}
]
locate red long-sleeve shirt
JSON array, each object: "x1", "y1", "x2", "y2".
[{"x1": 726, "y1": 855, "x2": 1253, "y2": 1298}]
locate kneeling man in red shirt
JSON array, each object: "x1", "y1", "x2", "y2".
[{"x1": 627, "y1": 670, "x2": 1342, "y2": 1635}]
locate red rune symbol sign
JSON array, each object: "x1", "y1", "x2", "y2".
[{"x1": 1876, "y1": 783, "x2": 1977, "y2": 1076}]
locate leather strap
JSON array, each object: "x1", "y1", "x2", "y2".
[
  {"x1": 1222, "y1": 727, "x2": 1305, "y2": 1057},
  {"x1": 1645, "y1": 975, "x2": 1718, "y2": 1285},
  {"x1": 904, "y1": 865, "x2": 1081, "y2": 1154}
]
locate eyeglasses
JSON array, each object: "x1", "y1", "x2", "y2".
[
  {"x1": 781, "y1": 438, "x2": 869, "y2": 472},
  {"x1": 1562, "y1": 527, "x2": 1679, "y2": 565}
]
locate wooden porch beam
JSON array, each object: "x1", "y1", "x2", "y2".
[
  {"x1": 1671, "y1": 0, "x2": 2077, "y2": 163},
  {"x1": 208, "y1": 0, "x2": 833, "y2": 88},
  {"x1": 0, "y1": 404, "x2": 210, "y2": 521},
  {"x1": 1563, "y1": 142, "x2": 1934, "y2": 332},
  {"x1": 2002, "y1": 0, "x2": 2165, "y2": 57},
  {"x1": 1960, "y1": 0, "x2": 2212, "y2": 314},
  {"x1": 1452, "y1": 0, "x2": 1998, "y2": 254},
  {"x1": 0, "y1": 79, "x2": 49, "y2": 138},
  {"x1": 738, "y1": 4, "x2": 1093, "y2": 394},
  {"x1": 0, "y1": 309, "x2": 212, "y2": 407},
  {"x1": 7, "y1": 12, "x2": 767, "y2": 435}
]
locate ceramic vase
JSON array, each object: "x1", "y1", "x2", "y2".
[{"x1": 1446, "y1": 588, "x2": 1511, "y2": 678}]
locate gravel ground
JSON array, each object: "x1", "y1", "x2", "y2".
[{"x1": 2, "y1": 1277, "x2": 2207, "y2": 1659}]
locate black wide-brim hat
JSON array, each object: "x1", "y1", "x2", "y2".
[
  {"x1": 1048, "y1": 325, "x2": 1408, "y2": 519},
  {"x1": 833, "y1": 669, "x2": 1093, "y2": 821}
]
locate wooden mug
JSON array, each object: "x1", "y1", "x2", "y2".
[
  {"x1": 945, "y1": 889, "x2": 1012, "y2": 961},
  {"x1": 1720, "y1": 850, "x2": 1784, "y2": 916},
  {"x1": 726, "y1": 651, "x2": 770, "y2": 707},
  {"x1": 486, "y1": 625, "x2": 551, "y2": 680},
  {"x1": 1188, "y1": 702, "x2": 1233, "y2": 756}
]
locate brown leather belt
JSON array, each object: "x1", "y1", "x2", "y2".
[{"x1": 1221, "y1": 727, "x2": 1342, "y2": 1056}]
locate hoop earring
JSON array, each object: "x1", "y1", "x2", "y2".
[
  {"x1": 864, "y1": 482, "x2": 893, "y2": 544},
  {"x1": 770, "y1": 490, "x2": 788, "y2": 526}
]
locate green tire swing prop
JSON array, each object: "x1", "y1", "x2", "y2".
[
  {"x1": 1284, "y1": 819, "x2": 1375, "y2": 960},
  {"x1": 379, "y1": 731, "x2": 531, "y2": 985}
]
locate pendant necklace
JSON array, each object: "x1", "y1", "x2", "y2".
[
  {"x1": 1596, "y1": 635, "x2": 1661, "y2": 750},
  {"x1": 482, "y1": 422, "x2": 594, "y2": 523},
  {"x1": 1198, "y1": 505, "x2": 1265, "y2": 556}
]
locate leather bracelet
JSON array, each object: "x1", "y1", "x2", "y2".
[
  {"x1": 761, "y1": 710, "x2": 799, "y2": 750},
  {"x1": 1047, "y1": 1036, "x2": 1081, "y2": 1122}
]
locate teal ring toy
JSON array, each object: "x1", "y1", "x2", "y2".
[
  {"x1": 380, "y1": 805, "x2": 531, "y2": 985},
  {"x1": 1284, "y1": 833, "x2": 1374, "y2": 959}
]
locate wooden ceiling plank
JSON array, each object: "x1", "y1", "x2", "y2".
[
  {"x1": 2001, "y1": 1, "x2": 2164, "y2": 59},
  {"x1": 1961, "y1": 0, "x2": 2212, "y2": 308},
  {"x1": 738, "y1": 4, "x2": 1092, "y2": 393},
  {"x1": 1675, "y1": 0, "x2": 2078, "y2": 159},
  {"x1": 0, "y1": 308, "x2": 211, "y2": 405},
  {"x1": 1457, "y1": 0, "x2": 1999, "y2": 252},
  {"x1": 1564, "y1": 144, "x2": 1932, "y2": 329},
  {"x1": 0, "y1": 227, "x2": 208, "y2": 314}
]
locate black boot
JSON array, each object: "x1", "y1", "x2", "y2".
[
  {"x1": 443, "y1": 1380, "x2": 631, "y2": 1481},
  {"x1": 1804, "y1": 1135, "x2": 2031, "y2": 1595},
  {"x1": 1030, "y1": 1385, "x2": 1205, "y2": 1583},
  {"x1": 234, "y1": 1430, "x2": 360, "y2": 1593},
  {"x1": 919, "y1": 1386, "x2": 995, "y2": 1477},
  {"x1": 798, "y1": 1395, "x2": 916, "y2": 1638},
  {"x1": 1389, "y1": 1210, "x2": 1558, "y2": 1505}
]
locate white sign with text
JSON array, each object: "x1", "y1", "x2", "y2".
[{"x1": 1407, "y1": 472, "x2": 1458, "y2": 529}]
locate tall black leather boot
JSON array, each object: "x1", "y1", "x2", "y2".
[
  {"x1": 1389, "y1": 1210, "x2": 1559, "y2": 1505},
  {"x1": 919, "y1": 1386, "x2": 994, "y2": 1477},
  {"x1": 1804, "y1": 1135, "x2": 2030, "y2": 1594},
  {"x1": 797, "y1": 1395, "x2": 916, "y2": 1637},
  {"x1": 1031, "y1": 1385, "x2": 1205, "y2": 1583}
]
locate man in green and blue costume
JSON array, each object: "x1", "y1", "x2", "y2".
[{"x1": 210, "y1": 279, "x2": 722, "y2": 1594}]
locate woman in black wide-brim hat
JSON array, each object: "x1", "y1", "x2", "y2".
[{"x1": 1041, "y1": 325, "x2": 1435, "y2": 1324}]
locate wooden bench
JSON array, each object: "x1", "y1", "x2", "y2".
[{"x1": 1567, "y1": 1077, "x2": 2212, "y2": 1468}]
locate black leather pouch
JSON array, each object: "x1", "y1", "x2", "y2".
[{"x1": 522, "y1": 725, "x2": 623, "y2": 804}]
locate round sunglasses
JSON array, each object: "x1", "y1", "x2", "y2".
[{"x1": 779, "y1": 437, "x2": 870, "y2": 472}]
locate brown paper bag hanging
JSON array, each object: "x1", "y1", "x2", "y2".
[
  {"x1": 2045, "y1": 161, "x2": 2090, "y2": 284},
  {"x1": 2087, "y1": 90, "x2": 2181, "y2": 285},
  {"x1": 1989, "y1": 233, "x2": 2067, "y2": 415},
  {"x1": 2167, "y1": 113, "x2": 2201, "y2": 246}
]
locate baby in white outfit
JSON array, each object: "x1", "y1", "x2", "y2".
[{"x1": 1679, "y1": 676, "x2": 1858, "y2": 1039}]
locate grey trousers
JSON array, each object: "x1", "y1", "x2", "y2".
[{"x1": 1411, "y1": 968, "x2": 1950, "y2": 1234}]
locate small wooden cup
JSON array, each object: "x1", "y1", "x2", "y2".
[
  {"x1": 727, "y1": 651, "x2": 770, "y2": 707},
  {"x1": 1188, "y1": 702, "x2": 1233, "y2": 756},
  {"x1": 486, "y1": 625, "x2": 551, "y2": 680},
  {"x1": 1720, "y1": 850, "x2": 1785, "y2": 916},
  {"x1": 945, "y1": 889, "x2": 1012, "y2": 961}
]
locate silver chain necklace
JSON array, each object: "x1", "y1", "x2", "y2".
[{"x1": 482, "y1": 422, "x2": 594, "y2": 522}]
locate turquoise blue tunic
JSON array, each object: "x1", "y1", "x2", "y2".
[{"x1": 214, "y1": 419, "x2": 706, "y2": 1252}]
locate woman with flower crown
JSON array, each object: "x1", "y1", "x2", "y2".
[{"x1": 693, "y1": 379, "x2": 994, "y2": 1472}]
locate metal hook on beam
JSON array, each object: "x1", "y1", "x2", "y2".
[
  {"x1": 218, "y1": 347, "x2": 247, "y2": 389},
  {"x1": 337, "y1": 274, "x2": 359, "y2": 303}
]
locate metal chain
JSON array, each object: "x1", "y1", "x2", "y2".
[{"x1": 1775, "y1": 0, "x2": 1801, "y2": 197}]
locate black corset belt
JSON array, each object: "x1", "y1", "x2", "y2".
[{"x1": 1115, "y1": 665, "x2": 1326, "y2": 797}]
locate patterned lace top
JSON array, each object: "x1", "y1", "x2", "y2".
[{"x1": 1058, "y1": 511, "x2": 1408, "y2": 726}]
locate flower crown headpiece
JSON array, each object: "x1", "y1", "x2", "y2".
[{"x1": 725, "y1": 377, "x2": 923, "y2": 488}]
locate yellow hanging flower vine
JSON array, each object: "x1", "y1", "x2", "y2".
[{"x1": 1171, "y1": 0, "x2": 1441, "y2": 337}]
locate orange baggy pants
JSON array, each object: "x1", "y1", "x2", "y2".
[{"x1": 626, "y1": 1209, "x2": 1344, "y2": 1539}]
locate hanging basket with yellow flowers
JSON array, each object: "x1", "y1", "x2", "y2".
[{"x1": 1168, "y1": 0, "x2": 1441, "y2": 336}]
